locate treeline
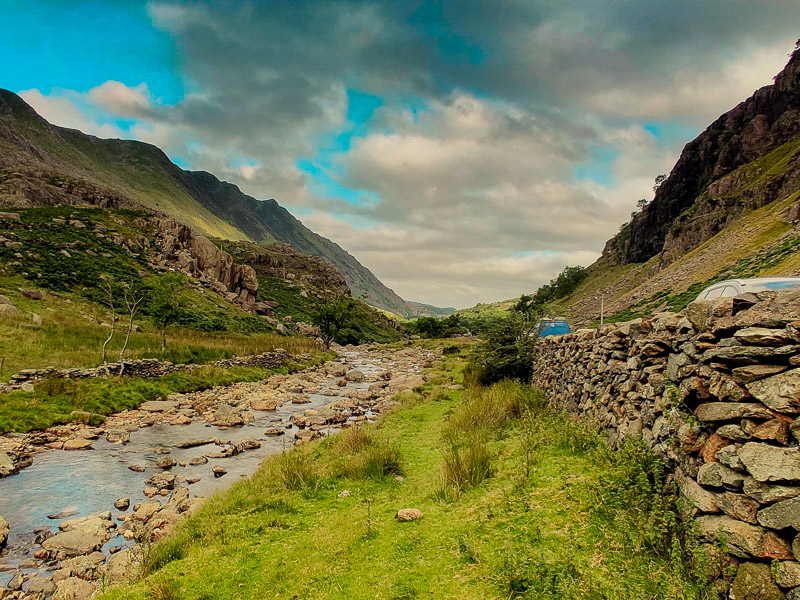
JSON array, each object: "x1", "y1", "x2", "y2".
[{"x1": 514, "y1": 265, "x2": 587, "y2": 314}]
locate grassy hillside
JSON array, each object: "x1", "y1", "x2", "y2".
[
  {"x1": 0, "y1": 88, "x2": 429, "y2": 317},
  {"x1": 99, "y1": 350, "x2": 709, "y2": 600}
]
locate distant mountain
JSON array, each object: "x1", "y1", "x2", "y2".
[
  {"x1": 0, "y1": 89, "x2": 430, "y2": 317},
  {"x1": 406, "y1": 301, "x2": 456, "y2": 318}
]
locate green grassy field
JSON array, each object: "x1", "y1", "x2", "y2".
[{"x1": 98, "y1": 352, "x2": 711, "y2": 600}]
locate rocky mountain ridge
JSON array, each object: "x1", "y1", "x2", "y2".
[
  {"x1": 608, "y1": 47, "x2": 800, "y2": 268},
  {"x1": 0, "y1": 89, "x2": 429, "y2": 317}
]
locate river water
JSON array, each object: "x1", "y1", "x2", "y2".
[{"x1": 0, "y1": 350, "x2": 390, "y2": 584}]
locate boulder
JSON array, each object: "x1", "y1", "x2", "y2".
[
  {"x1": 776, "y1": 561, "x2": 800, "y2": 589},
  {"x1": 53, "y1": 577, "x2": 97, "y2": 600},
  {"x1": 695, "y1": 403, "x2": 772, "y2": 422},
  {"x1": 212, "y1": 404, "x2": 244, "y2": 427},
  {"x1": 0, "y1": 303, "x2": 18, "y2": 314},
  {"x1": 345, "y1": 369, "x2": 365, "y2": 382},
  {"x1": 729, "y1": 562, "x2": 785, "y2": 600},
  {"x1": 133, "y1": 500, "x2": 162, "y2": 522},
  {"x1": 395, "y1": 508, "x2": 424, "y2": 522},
  {"x1": 26, "y1": 577, "x2": 57, "y2": 597},
  {"x1": 748, "y1": 369, "x2": 800, "y2": 413},
  {"x1": 697, "y1": 462, "x2": 746, "y2": 490},
  {"x1": 114, "y1": 497, "x2": 130, "y2": 510},
  {"x1": 0, "y1": 514, "x2": 8, "y2": 546},
  {"x1": 106, "y1": 548, "x2": 139, "y2": 583},
  {"x1": 739, "y1": 443, "x2": 800, "y2": 483},
  {"x1": 138, "y1": 400, "x2": 178, "y2": 412},
  {"x1": 758, "y1": 496, "x2": 800, "y2": 530},
  {"x1": 43, "y1": 529, "x2": 106, "y2": 557},
  {"x1": 696, "y1": 515, "x2": 792, "y2": 559},
  {"x1": 155, "y1": 456, "x2": 177, "y2": 469},
  {"x1": 323, "y1": 361, "x2": 347, "y2": 377}
]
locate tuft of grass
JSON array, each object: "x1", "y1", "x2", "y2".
[{"x1": 275, "y1": 449, "x2": 321, "y2": 493}]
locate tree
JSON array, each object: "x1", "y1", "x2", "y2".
[
  {"x1": 99, "y1": 274, "x2": 117, "y2": 365},
  {"x1": 636, "y1": 198, "x2": 649, "y2": 209},
  {"x1": 118, "y1": 281, "x2": 145, "y2": 373},
  {"x1": 311, "y1": 295, "x2": 356, "y2": 349},
  {"x1": 475, "y1": 312, "x2": 539, "y2": 385},
  {"x1": 653, "y1": 174, "x2": 667, "y2": 192},
  {"x1": 149, "y1": 273, "x2": 188, "y2": 353}
]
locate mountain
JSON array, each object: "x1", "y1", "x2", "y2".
[
  {"x1": 461, "y1": 48, "x2": 800, "y2": 326},
  {"x1": 0, "y1": 88, "x2": 424, "y2": 316}
]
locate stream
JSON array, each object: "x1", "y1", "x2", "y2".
[{"x1": 0, "y1": 347, "x2": 422, "y2": 588}]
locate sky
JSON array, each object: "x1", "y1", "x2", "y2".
[{"x1": 1, "y1": 1, "x2": 799, "y2": 308}]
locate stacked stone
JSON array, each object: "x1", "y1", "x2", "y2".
[
  {"x1": 531, "y1": 287, "x2": 800, "y2": 598},
  {"x1": 1, "y1": 350, "x2": 305, "y2": 392}
]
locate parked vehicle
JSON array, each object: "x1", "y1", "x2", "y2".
[
  {"x1": 695, "y1": 277, "x2": 800, "y2": 300},
  {"x1": 538, "y1": 318, "x2": 570, "y2": 337}
]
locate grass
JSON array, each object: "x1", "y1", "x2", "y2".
[
  {"x1": 0, "y1": 282, "x2": 317, "y2": 381},
  {"x1": 98, "y1": 350, "x2": 711, "y2": 600},
  {"x1": 0, "y1": 354, "x2": 327, "y2": 434}
]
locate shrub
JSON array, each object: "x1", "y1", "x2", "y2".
[{"x1": 473, "y1": 314, "x2": 538, "y2": 385}]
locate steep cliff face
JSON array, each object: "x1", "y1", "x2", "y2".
[{"x1": 609, "y1": 49, "x2": 800, "y2": 266}]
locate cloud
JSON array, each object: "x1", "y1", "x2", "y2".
[
  {"x1": 14, "y1": 1, "x2": 800, "y2": 306},
  {"x1": 18, "y1": 89, "x2": 121, "y2": 138}
]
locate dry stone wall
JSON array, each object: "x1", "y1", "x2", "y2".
[
  {"x1": 0, "y1": 350, "x2": 306, "y2": 394},
  {"x1": 531, "y1": 287, "x2": 800, "y2": 598}
]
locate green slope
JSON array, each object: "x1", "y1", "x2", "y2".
[{"x1": 0, "y1": 89, "x2": 423, "y2": 316}]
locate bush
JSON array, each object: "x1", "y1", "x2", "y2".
[{"x1": 474, "y1": 314, "x2": 538, "y2": 385}]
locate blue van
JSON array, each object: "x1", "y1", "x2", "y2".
[{"x1": 538, "y1": 318, "x2": 570, "y2": 338}]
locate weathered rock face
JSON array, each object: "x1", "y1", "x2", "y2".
[
  {"x1": 531, "y1": 289, "x2": 800, "y2": 597},
  {"x1": 609, "y1": 49, "x2": 800, "y2": 266},
  {"x1": 155, "y1": 218, "x2": 258, "y2": 309}
]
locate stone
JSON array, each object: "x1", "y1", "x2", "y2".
[
  {"x1": 8, "y1": 570, "x2": 23, "y2": 591},
  {"x1": 133, "y1": 500, "x2": 161, "y2": 522},
  {"x1": 19, "y1": 288, "x2": 44, "y2": 300},
  {"x1": 324, "y1": 361, "x2": 348, "y2": 377},
  {"x1": 188, "y1": 456, "x2": 208, "y2": 465},
  {"x1": 739, "y1": 443, "x2": 800, "y2": 483},
  {"x1": 58, "y1": 552, "x2": 105, "y2": 580},
  {"x1": 345, "y1": 369, "x2": 365, "y2": 382},
  {"x1": 698, "y1": 462, "x2": 746, "y2": 489},
  {"x1": 53, "y1": 577, "x2": 96, "y2": 600},
  {"x1": 212, "y1": 404, "x2": 244, "y2": 427},
  {"x1": 146, "y1": 473, "x2": 176, "y2": 490},
  {"x1": 265, "y1": 427, "x2": 285, "y2": 436},
  {"x1": 43, "y1": 529, "x2": 106, "y2": 557},
  {"x1": 128, "y1": 464, "x2": 145, "y2": 472},
  {"x1": 758, "y1": 497, "x2": 800, "y2": 530},
  {"x1": 105, "y1": 429, "x2": 130, "y2": 444},
  {"x1": 63, "y1": 439, "x2": 92, "y2": 451},
  {"x1": 338, "y1": 490, "x2": 350, "y2": 498},
  {"x1": 694, "y1": 402, "x2": 772, "y2": 422},
  {"x1": 0, "y1": 303, "x2": 18, "y2": 314},
  {"x1": 752, "y1": 419, "x2": 791, "y2": 445},
  {"x1": 729, "y1": 562, "x2": 785, "y2": 600},
  {"x1": 676, "y1": 469, "x2": 718, "y2": 513},
  {"x1": 395, "y1": 508, "x2": 424, "y2": 522},
  {"x1": 213, "y1": 466, "x2": 227, "y2": 477},
  {"x1": 26, "y1": 577, "x2": 57, "y2": 596},
  {"x1": 114, "y1": 497, "x2": 130, "y2": 510},
  {"x1": 697, "y1": 515, "x2": 793, "y2": 559},
  {"x1": 175, "y1": 438, "x2": 217, "y2": 449},
  {"x1": 735, "y1": 327, "x2": 792, "y2": 346},
  {"x1": 717, "y1": 424, "x2": 751, "y2": 442},
  {"x1": 155, "y1": 456, "x2": 177, "y2": 469},
  {"x1": 0, "y1": 514, "x2": 7, "y2": 546},
  {"x1": 776, "y1": 561, "x2": 800, "y2": 589},
  {"x1": 138, "y1": 400, "x2": 178, "y2": 412},
  {"x1": 677, "y1": 422, "x2": 707, "y2": 453},
  {"x1": 733, "y1": 364, "x2": 788, "y2": 384},
  {"x1": 250, "y1": 399, "x2": 279, "y2": 411},
  {"x1": 743, "y1": 478, "x2": 800, "y2": 504},
  {"x1": 106, "y1": 549, "x2": 139, "y2": 583},
  {"x1": 748, "y1": 369, "x2": 800, "y2": 413},
  {"x1": 717, "y1": 445, "x2": 745, "y2": 471},
  {"x1": 716, "y1": 492, "x2": 759, "y2": 523}
]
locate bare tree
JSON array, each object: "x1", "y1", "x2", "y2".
[
  {"x1": 118, "y1": 281, "x2": 145, "y2": 375},
  {"x1": 99, "y1": 275, "x2": 116, "y2": 366}
]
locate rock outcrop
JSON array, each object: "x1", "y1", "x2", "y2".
[
  {"x1": 532, "y1": 286, "x2": 800, "y2": 597},
  {"x1": 155, "y1": 219, "x2": 258, "y2": 309}
]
